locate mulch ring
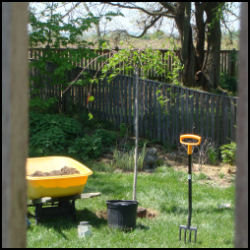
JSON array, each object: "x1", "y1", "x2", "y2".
[{"x1": 96, "y1": 207, "x2": 159, "y2": 220}]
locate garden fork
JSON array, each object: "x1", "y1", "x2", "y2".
[{"x1": 179, "y1": 134, "x2": 201, "y2": 243}]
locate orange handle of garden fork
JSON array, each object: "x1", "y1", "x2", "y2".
[{"x1": 180, "y1": 134, "x2": 202, "y2": 155}]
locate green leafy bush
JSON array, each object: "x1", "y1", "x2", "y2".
[
  {"x1": 207, "y1": 146, "x2": 219, "y2": 165},
  {"x1": 220, "y1": 142, "x2": 237, "y2": 165},
  {"x1": 29, "y1": 111, "x2": 118, "y2": 160},
  {"x1": 29, "y1": 112, "x2": 82, "y2": 137},
  {"x1": 29, "y1": 112, "x2": 83, "y2": 156},
  {"x1": 29, "y1": 126, "x2": 67, "y2": 156},
  {"x1": 68, "y1": 135, "x2": 103, "y2": 161},
  {"x1": 219, "y1": 72, "x2": 237, "y2": 95},
  {"x1": 29, "y1": 97, "x2": 58, "y2": 114},
  {"x1": 68, "y1": 129, "x2": 117, "y2": 161},
  {"x1": 94, "y1": 129, "x2": 117, "y2": 147}
]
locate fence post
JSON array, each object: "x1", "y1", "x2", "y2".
[
  {"x1": 235, "y1": 2, "x2": 248, "y2": 248},
  {"x1": 2, "y1": 3, "x2": 28, "y2": 247}
]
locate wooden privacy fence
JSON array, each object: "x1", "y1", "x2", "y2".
[
  {"x1": 30, "y1": 61, "x2": 237, "y2": 147},
  {"x1": 28, "y1": 48, "x2": 238, "y2": 81},
  {"x1": 79, "y1": 76, "x2": 237, "y2": 147}
]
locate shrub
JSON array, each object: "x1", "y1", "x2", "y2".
[
  {"x1": 220, "y1": 142, "x2": 237, "y2": 165},
  {"x1": 29, "y1": 112, "x2": 82, "y2": 137},
  {"x1": 29, "y1": 111, "x2": 120, "y2": 160},
  {"x1": 207, "y1": 146, "x2": 219, "y2": 165},
  {"x1": 29, "y1": 126, "x2": 67, "y2": 156},
  {"x1": 29, "y1": 112, "x2": 83, "y2": 156},
  {"x1": 219, "y1": 72, "x2": 237, "y2": 95},
  {"x1": 67, "y1": 129, "x2": 117, "y2": 161},
  {"x1": 68, "y1": 135, "x2": 103, "y2": 161},
  {"x1": 94, "y1": 129, "x2": 118, "y2": 148},
  {"x1": 29, "y1": 97, "x2": 58, "y2": 114}
]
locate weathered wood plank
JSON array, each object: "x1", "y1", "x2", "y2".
[
  {"x1": 153, "y1": 83, "x2": 157, "y2": 140},
  {"x1": 223, "y1": 97, "x2": 229, "y2": 144},
  {"x1": 28, "y1": 192, "x2": 102, "y2": 206},
  {"x1": 171, "y1": 86, "x2": 176, "y2": 144},
  {"x1": 235, "y1": 3, "x2": 248, "y2": 246},
  {"x1": 211, "y1": 95, "x2": 215, "y2": 141},
  {"x1": 128, "y1": 77, "x2": 132, "y2": 132},
  {"x1": 157, "y1": 84, "x2": 161, "y2": 142},
  {"x1": 167, "y1": 86, "x2": 171, "y2": 143},
  {"x1": 120, "y1": 75, "x2": 124, "y2": 124},
  {"x1": 148, "y1": 82, "x2": 153, "y2": 139},
  {"x1": 3, "y1": 3, "x2": 28, "y2": 247},
  {"x1": 161, "y1": 84, "x2": 166, "y2": 144},
  {"x1": 185, "y1": 88, "x2": 189, "y2": 133},
  {"x1": 180, "y1": 87, "x2": 185, "y2": 135},
  {"x1": 206, "y1": 94, "x2": 210, "y2": 139},
  {"x1": 175, "y1": 86, "x2": 180, "y2": 143},
  {"x1": 194, "y1": 92, "x2": 200, "y2": 135},
  {"x1": 215, "y1": 96, "x2": 221, "y2": 145},
  {"x1": 124, "y1": 76, "x2": 128, "y2": 124},
  {"x1": 190, "y1": 89, "x2": 194, "y2": 134},
  {"x1": 139, "y1": 79, "x2": 143, "y2": 137},
  {"x1": 200, "y1": 93, "x2": 204, "y2": 138}
]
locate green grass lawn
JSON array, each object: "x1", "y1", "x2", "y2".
[{"x1": 27, "y1": 166, "x2": 235, "y2": 248}]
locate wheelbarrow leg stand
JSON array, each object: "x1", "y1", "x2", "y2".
[{"x1": 179, "y1": 154, "x2": 197, "y2": 243}]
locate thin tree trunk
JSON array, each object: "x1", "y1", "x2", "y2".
[{"x1": 133, "y1": 67, "x2": 139, "y2": 201}]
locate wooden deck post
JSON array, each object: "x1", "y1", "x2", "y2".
[
  {"x1": 2, "y1": 3, "x2": 28, "y2": 248},
  {"x1": 235, "y1": 2, "x2": 248, "y2": 248}
]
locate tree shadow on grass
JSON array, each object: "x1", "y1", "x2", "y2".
[
  {"x1": 136, "y1": 223, "x2": 150, "y2": 231},
  {"x1": 160, "y1": 204, "x2": 233, "y2": 215},
  {"x1": 76, "y1": 208, "x2": 107, "y2": 229},
  {"x1": 32, "y1": 208, "x2": 106, "y2": 240}
]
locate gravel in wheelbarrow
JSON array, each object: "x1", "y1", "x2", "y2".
[{"x1": 30, "y1": 166, "x2": 80, "y2": 177}]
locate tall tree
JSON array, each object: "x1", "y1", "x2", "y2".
[
  {"x1": 203, "y1": 3, "x2": 224, "y2": 89},
  {"x1": 102, "y1": 2, "x2": 233, "y2": 90}
]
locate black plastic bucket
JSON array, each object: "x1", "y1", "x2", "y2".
[{"x1": 106, "y1": 200, "x2": 138, "y2": 231}]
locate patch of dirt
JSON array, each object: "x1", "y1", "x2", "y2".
[
  {"x1": 30, "y1": 166, "x2": 80, "y2": 177},
  {"x1": 98, "y1": 143, "x2": 236, "y2": 188},
  {"x1": 96, "y1": 210, "x2": 108, "y2": 220},
  {"x1": 156, "y1": 146, "x2": 236, "y2": 188},
  {"x1": 137, "y1": 207, "x2": 159, "y2": 219},
  {"x1": 95, "y1": 207, "x2": 159, "y2": 220}
]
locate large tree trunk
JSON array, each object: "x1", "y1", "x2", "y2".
[
  {"x1": 203, "y1": 3, "x2": 224, "y2": 90},
  {"x1": 174, "y1": 2, "x2": 223, "y2": 90},
  {"x1": 175, "y1": 2, "x2": 196, "y2": 87},
  {"x1": 194, "y1": 2, "x2": 206, "y2": 71}
]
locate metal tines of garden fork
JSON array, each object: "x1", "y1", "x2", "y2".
[{"x1": 179, "y1": 224, "x2": 197, "y2": 243}]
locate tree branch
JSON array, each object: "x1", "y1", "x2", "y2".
[
  {"x1": 102, "y1": 2, "x2": 174, "y2": 17},
  {"x1": 130, "y1": 15, "x2": 162, "y2": 38},
  {"x1": 158, "y1": 2, "x2": 177, "y2": 15},
  {"x1": 61, "y1": 2, "x2": 82, "y2": 19},
  {"x1": 62, "y1": 50, "x2": 116, "y2": 96},
  {"x1": 110, "y1": 15, "x2": 162, "y2": 39}
]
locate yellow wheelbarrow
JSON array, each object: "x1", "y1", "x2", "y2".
[{"x1": 26, "y1": 156, "x2": 94, "y2": 223}]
